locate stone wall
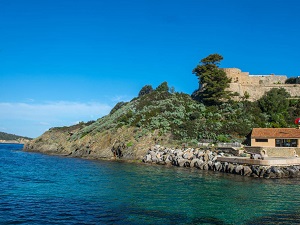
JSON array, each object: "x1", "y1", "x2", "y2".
[
  {"x1": 223, "y1": 68, "x2": 300, "y2": 101},
  {"x1": 245, "y1": 146, "x2": 299, "y2": 157}
]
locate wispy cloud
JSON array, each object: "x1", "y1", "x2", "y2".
[
  {"x1": 0, "y1": 101, "x2": 111, "y2": 119},
  {"x1": 0, "y1": 101, "x2": 112, "y2": 137},
  {"x1": 110, "y1": 95, "x2": 132, "y2": 103}
]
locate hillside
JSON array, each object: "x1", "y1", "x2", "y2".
[
  {"x1": 23, "y1": 85, "x2": 300, "y2": 160},
  {"x1": 0, "y1": 131, "x2": 32, "y2": 143}
]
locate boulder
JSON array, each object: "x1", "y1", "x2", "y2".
[
  {"x1": 287, "y1": 168, "x2": 299, "y2": 178},
  {"x1": 213, "y1": 162, "x2": 222, "y2": 171},
  {"x1": 183, "y1": 152, "x2": 193, "y2": 160},
  {"x1": 235, "y1": 165, "x2": 244, "y2": 175},
  {"x1": 177, "y1": 158, "x2": 187, "y2": 167},
  {"x1": 243, "y1": 166, "x2": 252, "y2": 176},
  {"x1": 203, "y1": 163, "x2": 209, "y2": 170},
  {"x1": 203, "y1": 154, "x2": 209, "y2": 162},
  {"x1": 190, "y1": 158, "x2": 198, "y2": 168},
  {"x1": 228, "y1": 163, "x2": 235, "y2": 173},
  {"x1": 143, "y1": 154, "x2": 152, "y2": 163}
]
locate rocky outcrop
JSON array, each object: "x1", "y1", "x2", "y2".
[
  {"x1": 143, "y1": 145, "x2": 300, "y2": 178},
  {"x1": 23, "y1": 126, "x2": 168, "y2": 161}
]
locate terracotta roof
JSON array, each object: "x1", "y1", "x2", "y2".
[{"x1": 251, "y1": 128, "x2": 300, "y2": 138}]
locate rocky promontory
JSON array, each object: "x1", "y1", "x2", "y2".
[
  {"x1": 24, "y1": 82, "x2": 300, "y2": 180},
  {"x1": 24, "y1": 124, "x2": 159, "y2": 160}
]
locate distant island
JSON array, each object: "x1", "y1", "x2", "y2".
[{"x1": 0, "y1": 131, "x2": 32, "y2": 144}]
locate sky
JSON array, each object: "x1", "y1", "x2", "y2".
[{"x1": 1, "y1": 0, "x2": 300, "y2": 138}]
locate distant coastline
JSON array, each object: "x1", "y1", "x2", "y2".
[
  {"x1": 0, "y1": 131, "x2": 32, "y2": 144},
  {"x1": 0, "y1": 140, "x2": 27, "y2": 144}
]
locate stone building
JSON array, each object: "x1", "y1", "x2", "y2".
[{"x1": 222, "y1": 68, "x2": 300, "y2": 101}]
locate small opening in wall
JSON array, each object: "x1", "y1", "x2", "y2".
[{"x1": 255, "y1": 139, "x2": 268, "y2": 142}]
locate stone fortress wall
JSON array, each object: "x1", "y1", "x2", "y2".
[{"x1": 222, "y1": 68, "x2": 300, "y2": 101}]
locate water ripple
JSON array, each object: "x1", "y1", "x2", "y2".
[{"x1": 1, "y1": 144, "x2": 300, "y2": 224}]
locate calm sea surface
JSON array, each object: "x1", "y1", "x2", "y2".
[{"x1": 1, "y1": 144, "x2": 300, "y2": 224}]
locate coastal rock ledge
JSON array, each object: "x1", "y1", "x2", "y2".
[{"x1": 142, "y1": 145, "x2": 300, "y2": 179}]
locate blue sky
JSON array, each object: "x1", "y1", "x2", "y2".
[{"x1": 1, "y1": 0, "x2": 300, "y2": 138}]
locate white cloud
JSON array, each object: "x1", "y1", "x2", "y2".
[
  {"x1": 0, "y1": 101, "x2": 111, "y2": 120},
  {"x1": 0, "y1": 101, "x2": 112, "y2": 138},
  {"x1": 110, "y1": 95, "x2": 132, "y2": 103}
]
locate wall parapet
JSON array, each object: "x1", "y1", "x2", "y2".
[{"x1": 222, "y1": 68, "x2": 300, "y2": 101}]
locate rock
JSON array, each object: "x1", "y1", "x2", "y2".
[
  {"x1": 151, "y1": 156, "x2": 158, "y2": 163},
  {"x1": 177, "y1": 158, "x2": 187, "y2": 167},
  {"x1": 235, "y1": 165, "x2": 244, "y2": 175},
  {"x1": 194, "y1": 159, "x2": 203, "y2": 168},
  {"x1": 287, "y1": 168, "x2": 299, "y2": 178},
  {"x1": 197, "y1": 151, "x2": 204, "y2": 158},
  {"x1": 228, "y1": 163, "x2": 235, "y2": 173},
  {"x1": 269, "y1": 172, "x2": 277, "y2": 179},
  {"x1": 258, "y1": 167, "x2": 266, "y2": 177},
  {"x1": 243, "y1": 166, "x2": 252, "y2": 176},
  {"x1": 143, "y1": 154, "x2": 152, "y2": 163},
  {"x1": 212, "y1": 155, "x2": 218, "y2": 162},
  {"x1": 213, "y1": 162, "x2": 222, "y2": 171},
  {"x1": 203, "y1": 154, "x2": 209, "y2": 162},
  {"x1": 183, "y1": 152, "x2": 193, "y2": 160},
  {"x1": 149, "y1": 150, "x2": 156, "y2": 156},
  {"x1": 198, "y1": 162, "x2": 205, "y2": 170},
  {"x1": 207, "y1": 161, "x2": 213, "y2": 169},
  {"x1": 251, "y1": 166, "x2": 260, "y2": 176},
  {"x1": 190, "y1": 158, "x2": 198, "y2": 168}
]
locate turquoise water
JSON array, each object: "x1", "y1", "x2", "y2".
[{"x1": 1, "y1": 144, "x2": 300, "y2": 224}]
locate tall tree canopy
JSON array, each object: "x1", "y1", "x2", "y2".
[
  {"x1": 257, "y1": 88, "x2": 291, "y2": 127},
  {"x1": 138, "y1": 85, "x2": 154, "y2": 97},
  {"x1": 258, "y1": 88, "x2": 290, "y2": 115},
  {"x1": 192, "y1": 53, "x2": 231, "y2": 105},
  {"x1": 156, "y1": 81, "x2": 169, "y2": 92}
]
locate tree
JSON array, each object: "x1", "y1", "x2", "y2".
[
  {"x1": 285, "y1": 77, "x2": 300, "y2": 84},
  {"x1": 110, "y1": 101, "x2": 127, "y2": 114},
  {"x1": 156, "y1": 81, "x2": 169, "y2": 92},
  {"x1": 138, "y1": 85, "x2": 153, "y2": 97},
  {"x1": 257, "y1": 88, "x2": 291, "y2": 127},
  {"x1": 192, "y1": 53, "x2": 231, "y2": 105},
  {"x1": 258, "y1": 88, "x2": 290, "y2": 115}
]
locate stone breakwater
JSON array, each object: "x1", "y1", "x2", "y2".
[{"x1": 142, "y1": 146, "x2": 300, "y2": 179}]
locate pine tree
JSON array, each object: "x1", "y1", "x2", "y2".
[{"x1": 192, "y1": 54, "x2": 231, "y2": 105}]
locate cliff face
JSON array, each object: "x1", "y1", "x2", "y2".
[{"x1": 24, "y1": 125, "x2": 169, "y2": 160}]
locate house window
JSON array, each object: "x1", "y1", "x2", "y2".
[
  {"x1": 276, "y1": 139, "x2": 298, "y2": 147},
  {"x1": 255, "y1": 139, "x2": 268, "y2": 142}
]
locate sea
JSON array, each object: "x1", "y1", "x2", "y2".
[{"x1": 1, "y1": 143, "x2": 300, "y2": 225}]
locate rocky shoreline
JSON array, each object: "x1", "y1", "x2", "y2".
[{"x1": 142, "y1": 145, "x2": 300, "y2": 179}]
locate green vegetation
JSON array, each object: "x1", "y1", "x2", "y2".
[
  {"x1": 192, "y1": 54, "x2": 231, "y2": 105},
  {"x1": 138, "y1": 85, "x2": 153, "y2": 97},
  {"x1": 0, "y1": 131, "x2": 32, "y2": 141},
  {"x1": 285, "y1": 77, "x2": 300, "y2": 84},
  {"x1": 69, "y1": 87, "x2": 299, "y2": 145},
  {"x1": 257, "y1": 88, "x2": 290, "y2": 127},
  {"x1": 49, "y1": 53, "x2": 300, "y2": 145}
]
